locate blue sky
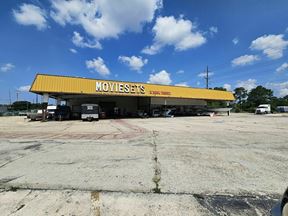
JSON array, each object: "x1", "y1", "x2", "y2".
[{"x1": 1, "y1": 0, "x2": 288, "y2": 103}]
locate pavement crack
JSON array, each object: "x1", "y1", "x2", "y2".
[
  {"x1": 151, "y1": 130, "x2": 161, "y2": 193},
  {"x1": 0, "y1": 155, "x2": 26, "y2": 169}
]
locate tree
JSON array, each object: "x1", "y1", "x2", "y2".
[
  {"x1": 234, "y1": 87, "x2": 248, "y2": 104},
  {"x1": 233, "y1": 87, "x2": 248, "y2": 112},
  {"x1": 246, "y1": 86, "x2": 273, "y2": 108},
  {"x1": 11, "y1": 101, "x2": 31, "y2": 111},
  {"x1": 214, "y1": 87, "x2": 227, "y2": 91}
]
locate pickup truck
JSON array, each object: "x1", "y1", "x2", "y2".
[{"x1": 27, "y1": 110, "x2": 43, "y2": 121}]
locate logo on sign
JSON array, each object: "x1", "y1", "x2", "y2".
[{"x1": 96, "y1": 82, "x2": 145, "y2": 94}]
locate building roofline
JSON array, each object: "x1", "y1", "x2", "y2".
[{"x1": 33, "y1": 73, "x2": 233, "y2": 93}]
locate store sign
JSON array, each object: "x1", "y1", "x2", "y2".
[{"x1": 96, "y1": 81, "x2": 145, "y2": 94}]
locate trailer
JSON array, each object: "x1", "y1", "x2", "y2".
[
  {"x1": 277, "y1": 106, "x2": 288, "y2": 113},
  {"x1": 81, "y1": 104, "x2": 99, "y2": 121}
]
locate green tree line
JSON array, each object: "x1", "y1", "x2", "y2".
[
  {"x1": 233, "y1": 86, "x2": 288, "y2": 112},
  {"x1": 7, "y1": 101, "x2": 42, "y2": 111},
  {"x1": 209, "y1": 86, "x2": 288, "y2": 112}
]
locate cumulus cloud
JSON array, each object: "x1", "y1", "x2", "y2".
[
  {"x1": 69, "y1": 48, "x2": 77, "y2": 53},
  {"x1": 209, "y1": 26, "x2": 218, "y2": 36},
  {"x1": 236, "y1": 79, "x2": 257, "y2": 91},
  {"x1": 198, "y1": 72, "x2": 214, "y2": 78},
  {"x1": 266, "y1": 82, "x2": 288, "y2": 97},
  {"x1": 276, "y1": 62, "x2": 288, "y2": 74},
  {"x1": 17, "y1": 85, "x2": 31, "y2": 92},
  {"x1": 72, "y1": 31, "x2": 102, "y2": 49},
  {"x1": 51, "y1": 0, "x2": 162, "y2": 41},
  {"x1": 13, "y1": 3, "x2": 48, "y2": 30},
  {"x1": 223, "y1": 83, "x2": 232, "y2": 91},
  {"x1": 231, "y1": 55, "x2": 260, "y2": 66},
  {"x1": 148, "y1": 70, "x2": 172, "y2": 85},
  {"x1": 118, "y1": 56, "x2": 148, "y2": 72},
  {"x1": 142, "y1": 16, "x2": 206, "y2": 55},
  {"x1": 175, "y1": 82, "x2": 189, "y2": 87},
  {"x1": 0, "y1": 63, "x2": 15, "y2": 72},
  {"x1": 86, "y1": 57, "x2": 110, "y2": 76},
  {"x1": 232, "y1": 37, "x2": 239, "y2": 45},
  {"x1": 250, "y1": 34, "x2": 288, "y2": 59}
]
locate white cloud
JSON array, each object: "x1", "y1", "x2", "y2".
[
  {"x1": 250, "y1": 34, "x2": 288, "y2": 59},
  {"x1": 175, "y1": 82, "x2": 189, "y2": 87},
  {"x1": 118, "y1": 56, "x2": 148, "y2": 72},
  {"x1": 209, "y1": 26, "x2": 218, "y2": 36},
  {"x1": 266, "y1": 82, "x2": 288, "y2": 97},
  {"x1": 0, "y1": 63, "x2": 15, "y2": 72},
  {"x1": 69, "y1": 48, "x2": 77, "y2": 53},
  {"x1": 196, "y1": 81, "x2": 201, "y2": 86},
  {"x1": 176, "y1": 70, "x2": 184, "y2": 74},
  {"x1": 231, "y1": 55, "x2": 260, "y2": 67},
  {"x1": 13, "y1": 3, "x2": 47, "y2": 30},
  {"x1": 236, "y1": 79, "x2": 257, "y2": 91},
  {"x1": 72, "y1": 31, "x2": 102, "y2": 49},
  {"x1": 86, "y1": 57, "x2": 110, "y2": 76},
  {"x1": 276, "y1": 62, "x2": 288, "y2": 74},
  {"x1": 148, "y1": 70, "x2": 172, "y2": 85},
  {"x1": 223, "y1": 83, "x2": 231, "y2": 91},
  {"x1": 142, "y1": 16, "x2": 206, "y2": 55},
  {"x1": 51, "y1": 0, "x2": 162, "y2": 41},
  {"x1": 232, "y1": 37, "x2": 239, "y2": 45},
  {"x1": 198, "y1": 72, "x2": 214, "y2": 78},
  {"x1": 17, "y1": 85, "x2": 31, "y2": 92}
]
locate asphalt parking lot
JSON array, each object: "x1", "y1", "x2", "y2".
[{"x1": 0, "y1": 113, "x2": 287, "y2": 215}]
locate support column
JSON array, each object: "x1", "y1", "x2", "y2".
[{"x1": 41, "y1": 93, "x2": 49, "y2": 121}]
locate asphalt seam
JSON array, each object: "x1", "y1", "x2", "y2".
[
  {"x1": 152, "y1": 130, "x2": 161, "y2": 193},
  {"x1": 0, "y1": 185, "x2": 281, "y2": 199}
]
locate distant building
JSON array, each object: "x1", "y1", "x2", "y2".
[{"x1": 0, "y1": 105, "x2": 8, "y2": 113}]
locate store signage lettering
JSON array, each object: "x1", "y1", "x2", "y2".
[{"x1": 96, "y1": 81, "x2": 145, "y2": 94}]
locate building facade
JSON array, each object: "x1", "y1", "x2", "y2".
[{"x1": 30, "y1": 74, "x2": 235, "y2": 118}]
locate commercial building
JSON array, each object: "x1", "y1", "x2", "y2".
[{"x1": 30, "y1": 74, "x2": 235, "y2": 118}]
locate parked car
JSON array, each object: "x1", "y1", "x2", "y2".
[
  {"x1": 28, "y1": 110, "x2": 43, "y2": 121},
  {"x1": 54, "y1": 105, "x2": 71, "y2": 121},
  {"x1": 161, "y1": 109, "x2": 174, "y2": 117},
  {"x1": 81, "y1": 104, "x2": 99, "y2": 121},
  {"x1": 151, "y1": 109, "x2": 161, "y2": 117},
  {"x1": 47, "y1": 105, "x2": 57, "y2": 119},
  {"x1": 137, "y1": 110, "x2": 148, "y2": 118},
  {"x1": 18, "y1": 111, "x2": 28, "y2": 116},
  {"x1": 271, "y1": 187, "x2": 288, "y2": 216}
]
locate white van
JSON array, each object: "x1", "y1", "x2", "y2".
[{"x1": 255, "y1": 104, "x2": 271, "y2": 114}]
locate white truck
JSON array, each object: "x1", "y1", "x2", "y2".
[
  {"x1": 81, "y1": 104, "x2": 99, "y2": 121},
  {"x1": 255, "y1": 104, "x2": 271, "y2": 114}
]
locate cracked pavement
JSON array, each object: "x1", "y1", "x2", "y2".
[{"x1": 0, "y1": 114, "x2": 287, "y2": 215}]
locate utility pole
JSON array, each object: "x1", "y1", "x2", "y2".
[
  {"x1": 9, "y1": 89, "x2": 11, "y2": 105},
  {"x1": 204, "y1": 66, "x2": 211, "y2": 89},
  {"x1": 16, "y1": 91, "x2": 19, "y2": 102}
]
